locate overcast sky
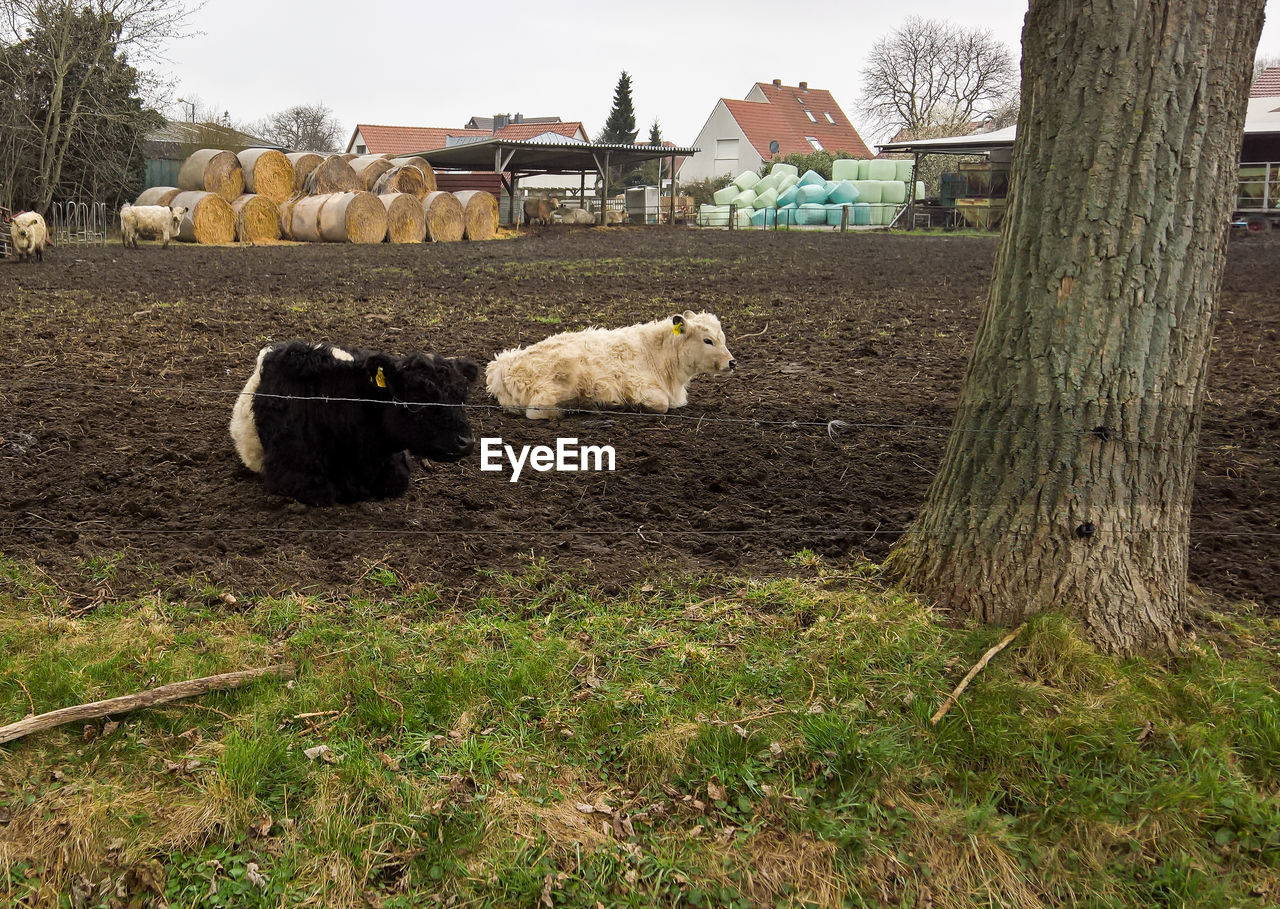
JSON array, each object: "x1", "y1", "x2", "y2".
[{"x1": 160, "y1": 1, "x2": 1279, "y2": 150}]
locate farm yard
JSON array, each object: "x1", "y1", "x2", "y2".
[
  {"x1": 2, "y1": 229, "x2": 1277, "y2": 610},
  {"x1": 2, "y1": 229, "x2": 1279, "y2": 907}
]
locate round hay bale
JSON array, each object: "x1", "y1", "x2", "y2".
[
  {"x1": 277, "y1": 195, "x2": 300, "y2": 240},
  {"x1": 338, "y1": 152, "x2": 358, "y2": 161},
  {"x1": 170, "y1": 190, "x2": 236, "y2": 244},
  {"x1": 319, "y1": 191, "x2": 387, "y2": 244},
  {"x1": 177, "y1": 149, "x2": 244, "y2": 203},
  {"x1": 348, "y1": 155, "x2": 394, "y2": 191},
  {"x1": 379, "y1": 193, "x2": 426, "y2": 243},
  {"x1": 373, "y1": 165, "x2": 428, "y2": 200},
  {"x1": 231, "y1": 193, "x2": 281, "y2": 243},
  {"x1": 392, "y1": 156, "x2": 437, "y2": 193},
  {"x1": 452, "y1": 190, "x2": 498, "y2": 241},
  {"x1": 289, "y1": 194, "x2": 330, "y2": 242},
  {"x1": 236, "y1": 148, "x2": 294, "y2": 204},
  {"x1": 422, "y1": 191, "x2": 465, "y2": 242},
  {"x1": 135, "y1": 186, "x2": 180, "y2": 207},
  {"x1": 285, "y1": 153, "x2": 323, "y2": 192},
  {"x1": 303, "y1": 156, "x2": 362, "y2": 195}
]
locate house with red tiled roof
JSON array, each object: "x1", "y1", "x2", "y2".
[
  {"x1": 680, "y1": 80, "x2": 873, "y2": 183},
  {"x1": 1252, "y1": 66, "x2": 1280, "y2": 98}
]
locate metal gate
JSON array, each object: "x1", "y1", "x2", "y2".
[{"x1": 50, "y1": 201, "x2": 109, "y2": 245}]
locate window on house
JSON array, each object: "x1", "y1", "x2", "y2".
[
  {"x1": 804, "y1": 109, "x2": 816, "y2": 122},
  {"x1": 356, "y1": 144, "x2": 367, "y2": 154},
  {"x1": 805, "y1": 136, "x2": 823, "y2": 151},
  {"x1": 823, "y1": 111, "x2": 835, "y2": 124},
  {"x1": 715, "y1": 138, "x2": 739, "y2": 160}
]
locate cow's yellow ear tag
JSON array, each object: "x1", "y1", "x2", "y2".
[
  {"x1": 672, "y1": 324, "x2": 683, "y2": 335},
  {"x1": 374, "y1": 367, "x2": 387, "y2": 388}
]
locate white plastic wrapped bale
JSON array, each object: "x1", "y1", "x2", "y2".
[
  {"x1": 731, "y1": 188, "x2": 758, "y2": 208},
  {"x1": 916, "y1": 181, "x2": 927, "y2": 200},
  {"x1": 699, "y1": 204, "x2": 731, "y2": 226},
  {"x1": 895, "y1": 160, "x2": 915, "y2": 181},
  {"x1": 734, "y1": 207, "x2": 753, "y2": 227},
  {"x1": 753, "y1": 187, "x2": 778, "y2": 209},
  {"x1": 796, "y1": 184, "x2": 827, "y2": 205},
  {"x1": 798, "y1": 203, "x2": 827, "y2": 225},
  {"x1": 713, "y1": 185, "x2": 740, "y2": 205},
  {"x1": 755, "y1": 173, "x2": 780, "y2": 195},
  {"x1": 770, "y1": 162, "x2": 798, "y2": 179},
  {"x1": 732, "y1": 170, "x2": 760, "y2": 191},
  {"x1": 880, "y1": 181, "x2": 908, "y2": 205},
  {"x1": 867, "y1": 159, "x2": 898, "y2": 180},
  {"x1": 775, "y1": 173, "x2": 800, "y2": 194},
  {"x1": 831, "y1": 159, "x2": 859, "y2": 182},
  {"x1": 851, "y1": 180, "x2": 882, "y2": 203},
  {"x1": 828, "y1": 181, "x2": 859, "y2": 205}
]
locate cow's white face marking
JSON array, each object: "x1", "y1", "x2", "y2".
[{"x1": 330, "y1": 347, "x2": 355, "y2": 363}]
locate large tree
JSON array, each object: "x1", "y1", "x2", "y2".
[
  {"x1": 0, "y1": 0, "x2": 193, "y2": 210},
  {"x1": 860, "y1": 16, "x2": 1017, "y2": 139},
  {"x1": 886, "y1": 0, "x2": 1266, "y2": 654},
  {"x1": 599, "y1": 71, "x2": 638, "y2": 145},
  {"x1": 253, "y1": 102, "x2": 344, "y2": 153}
]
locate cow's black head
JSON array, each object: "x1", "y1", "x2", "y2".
[{"x1": 369, "y1": 352, "x2": 479, "y2": 461}]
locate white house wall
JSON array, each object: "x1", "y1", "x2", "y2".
[{"x1": 679, "y1": 101, "x2": 763, "y2": 184}]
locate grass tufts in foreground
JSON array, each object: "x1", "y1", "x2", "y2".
[{"x1": 1, "y1": 553, "x2": 1277, "y2": 907}]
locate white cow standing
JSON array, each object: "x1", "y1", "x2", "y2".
[
  {"x1": 486, "y1": 311, "x2": 736, "y2": 419},
  {"x1": 9, "y1": 211, "x2": 48, "y2": 263},
  {"x1": 120, "y1": 204, "x2": 187, "y2": 248}
]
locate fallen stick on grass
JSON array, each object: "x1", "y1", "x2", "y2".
[
  {"x1": 0, "y1": 664, "x2": 295, "y2": 746},
  {"x1": 930, "y1": 626, "x2": 1024, "y2": 726}
]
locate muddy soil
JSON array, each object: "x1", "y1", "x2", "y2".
[{"x1": 1, "y1": 229, "x2": 1275, "y2": 610}]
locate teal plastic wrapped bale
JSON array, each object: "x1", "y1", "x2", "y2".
[
  {"x1": 712, "y1": 185, "x2": 739, "y2": 205},
  {"x1": 731, "y1": 189, "x2": 758, "y2": 208},
  {"x1": 749, "y1": 207, "x2": 777, "y2": 227},
  {"x1": 776, "y1": 203, "x2": 799, "y2": 226},
  {"x1": 867, "y1": 159, "x2": 897, "y2": 180},
  {"x1": 828, "y1": 180, "x2": 859, "y2": 204},
  {"x1": 776, "y1": 184, "x2": 800, "y2": 207},
  {"x1": 796, "y1": 184, "x2": 827, "y2": 205},
  {"x1": 831, "y1": 159, "x2": 859, "y2": 182},
  {"x1": 851, "y1": 180, "x2": 882, "y2": 203},
  {"x1": 732, "y1": 170, "x2": 760, "y2": 191},
  {"x1": 750, "y1": 208, "x2": 766, "y2": 227},
  {"x1": 798, "y1": 203, "x2": 827, "y2": 225},
  {"x1": 895, "y1": 160, "x2": 914, "y2": 181},
  {"x1": 853, "y1": 202, "x2": 871, "y2": 225},
  {"x1": 699, "y1": 204, "x2": 730, "y2": 226},
  {"x1": 825, "y1": 204, "x2": 854, "y2": 226},
  {"x1": 798, "y1": 169, "x2": 826, "y2": 187},
  {"x1": 770, "y1": 162, "x2": 798, "y2": 179},
  {"x1": 880, "y1": 181, "x2": 908, "y2": 205},
  {"x1": 753, "y1": 187, "x2": 778, "y2": 209}
]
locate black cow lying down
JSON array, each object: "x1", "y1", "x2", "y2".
[{"x1": 230, "y1": 341, "x2": 478, "y2": 506}]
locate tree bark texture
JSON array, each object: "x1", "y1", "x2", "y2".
[{"x1": 887, "y1": 0, "x2": 1265, "y2": 653}]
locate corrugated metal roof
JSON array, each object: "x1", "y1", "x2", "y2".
[
  {"x1": 413, "y1": 137, "x2": 698, "y2": 174},
  {"x1": 352, "y1": 121, "x2": 589, "y2": 154}
]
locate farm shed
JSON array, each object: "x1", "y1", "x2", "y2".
[
  {"x1": 410, "y1": 136, "x2": 699, "y2": 226},
  {"x1": 143, "y1": 120, "x2": 283, "y2": 190}
]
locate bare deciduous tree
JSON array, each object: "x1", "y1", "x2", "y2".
[
  {"x1": 0, "y1": 0, "x2": 196, "y2": 210},
  {"x1": 252, "y1": 103, "x2": 344, "y2": 153},
  {"x1": 860, "y1": 16, "x2": 1018, "y2": 139}
]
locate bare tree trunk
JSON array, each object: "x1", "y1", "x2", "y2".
[{"x1": 886, "y1": 0, "x2": 1266, "y2": 654}]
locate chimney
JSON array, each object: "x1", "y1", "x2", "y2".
[
  {"x1": 772, "y1": 79, "x2": 781, "y2": 87},
  {"x1": 513, "y1": 112, "x2": 523, "y2": 123},
  {"x1": 798, "y1": 81, "x2": 808, "y2": 91},
  {"x1": 492, "y1": 113, "x2": 509, "y2": 133}
]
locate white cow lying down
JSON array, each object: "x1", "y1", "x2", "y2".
[
  {"x1": 486, "y1": 311, "x2": 736, "y2": 419},
  {"x1": 120, "y1": 203, "x2": 187, "y2": 248}
]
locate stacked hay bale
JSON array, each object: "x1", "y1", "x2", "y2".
[
  {"x1": 231, "y1": 194, "x2": 281, "y2": 242},
  {"x1": 285, "y1": 152, "x2": 324, "y2": 193},
  {"x1": 303, "y1": 155, "x2": 363, "y2": 194},
  {"x1": 699, "y1": 159, "x2": 923, "y2": 228},
  {"x1": 135, "y1": 186, "x2": 180, "y2": 207},
  {"x1": 392, "y1": 156, "x2": 437, "y2": 193},
  {"x1": 373, "y1": 164, "x2": 429, "y2": 200},
  {"x1": 380, "y1": 193, "x2": 426, "y2": 243},
  {"x1": 348, "y1": 155, "x2": 394, "y2": 191},
  {"x1": 236, "y1": 149, "x2": 294, "y2": 204},
  {"x1": 453, "y1": 190, "x2": 498, "y2": 241},
  {"x1": 170, "y1": 190, "x2": 236, "y2": 244},
  {"x1": 177, "y1": 150, "x2": 244, "y2": 203},
  {"x1": 422, "y1": 191, "x2": 465, "y2": 242}
]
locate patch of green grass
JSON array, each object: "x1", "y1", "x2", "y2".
[{"x1": 1, "y1": 554, "x2": 1277, "y2": 907}]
